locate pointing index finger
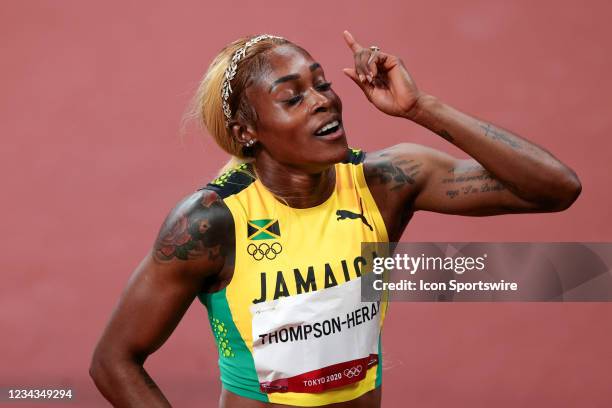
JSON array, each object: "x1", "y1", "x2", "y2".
[{"x1": 343, "y1": 30, "x2": 363, "y2": 53}]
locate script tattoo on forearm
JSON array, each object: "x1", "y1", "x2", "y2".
[
  {"x1": 443, "y1": 166, "x2": 512, "y2": 199},
  {"x1": 442, "y1": 168, "x2": 494, "y2": 184},
  {"x1": 445, "y1": 181, "x2": 507, "y2": 199},
  {"x1": 154, "y1": 191, "x2": 233, "y2": 262},
  {"x1": 368, "y1": 153, "x2": 422, "y2": 190},
  {"x1": 480, "y1": 123, "x2": 522, "y2": 149}
]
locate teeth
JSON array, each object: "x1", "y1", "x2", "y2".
[{"x1": 316, "y1": 120, "x2": 339, "y2": 135}]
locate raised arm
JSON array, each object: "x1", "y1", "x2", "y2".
[
  {"x1": 367, "y1": 138, "x2": 580, "y2": 217},
  {"x1": 408, "y1": 98, "x2": 580, "y2": 214},
  {"x1": 343, "y1": 31, "x2": 581, "y2": 216},
  {"x1": 89, "y1": 189, "x2": 233, "y2": 407}
]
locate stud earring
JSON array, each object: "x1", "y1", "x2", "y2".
[{"x1": 246, "y1": 139, "x2": 256, "y2": 147}]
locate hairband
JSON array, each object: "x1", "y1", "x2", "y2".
[{"x1": 221, "y1": 34, "x2": 284, "y2": 128}]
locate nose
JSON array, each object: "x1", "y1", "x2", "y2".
[{"x1": 308, "y1": 87, "x2": 331, "y2": 114}]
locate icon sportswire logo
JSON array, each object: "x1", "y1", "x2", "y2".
[
  {"x1": 335, "y1": 198, "x2": 373, "y2": 231},
  {"x1": 246, "y1": 219, "x2": 282, "y2": 261}
]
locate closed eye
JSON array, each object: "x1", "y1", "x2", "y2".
[
  {"x1": 283, "y1": 82, "x2": 333, "y2": 106},
  {"x1": 315, "y1": 81, "x2": 332, "y2": 91},
  {"x1": 284, "y1": 95, "x2": 302, "y2": 106}
]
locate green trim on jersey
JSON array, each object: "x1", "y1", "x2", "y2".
[
  {"x1": 199, "y1": 289, "x2": 269, "y2": 403},
  {"x1": 375, "y1": 333, "x2": 383, "y2": 388}
]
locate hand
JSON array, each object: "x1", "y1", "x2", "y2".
[{"x1": 342, "y1": 30, "x2": 422, "y2": 119}]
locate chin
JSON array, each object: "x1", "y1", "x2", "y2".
[
  {"x1": 312, "y1": 137, "x2": 350, "y2": 167},
  {"x1": 334, "y1": 139, "x2": 351, "y2": 162}
]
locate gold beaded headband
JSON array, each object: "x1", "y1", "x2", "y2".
[{"x1": 221, "y1": 34, "x2": 284, "y2": 128}]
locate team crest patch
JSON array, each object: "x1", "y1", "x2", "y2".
[{"x1": 247, "y1": 219, "x2": 281, "y2": 240}]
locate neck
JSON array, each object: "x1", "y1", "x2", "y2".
[{"x1": 252, "y1": 153, "x2": 336, "y2": 209}]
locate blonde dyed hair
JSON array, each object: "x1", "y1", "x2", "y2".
[{"x1": 185, "y1": 35, "x2": 291, "y2": 176}]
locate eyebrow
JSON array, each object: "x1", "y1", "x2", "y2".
[{"x1": 268, "y1": 62, "x2": 322, "y2": 93}]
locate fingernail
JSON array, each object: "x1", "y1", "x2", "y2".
[
  {"x1": 359, "y1": 74, "x2": 365, "y2": 82},
  {"x1": 366, "y1": 75, "x2": 373, "y2": 83}
]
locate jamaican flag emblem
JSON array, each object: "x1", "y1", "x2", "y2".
[{"x1": 247, "y1": 219, "x2": 281, "y2": 240}]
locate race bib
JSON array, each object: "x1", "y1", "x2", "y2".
[{"x1": 250, "y1": 277, "x2": 381, "y2": 393}]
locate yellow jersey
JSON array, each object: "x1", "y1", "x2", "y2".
[{"x1": 198, "y1": 148, "x2": 389, "y2": 406}]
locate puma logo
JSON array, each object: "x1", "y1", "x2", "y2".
[{"x1": 336, "y1": 198, "x2": 373, "y2": 231}]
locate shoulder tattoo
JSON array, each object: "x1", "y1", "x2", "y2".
[
  {"x1": 153, "y1": 190, "x2": 234, "y2": 262},
  {"x1": 365, "y1": 151, "x2": 422, "y2": 191}
]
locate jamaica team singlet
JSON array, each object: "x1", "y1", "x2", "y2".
[{"x1": 198, "y1": 148, "x2": 389, "y2": 406}]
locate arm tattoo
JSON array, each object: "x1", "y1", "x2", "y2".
[
  {"x1": 153, "y1": 191, "x2": 233, "y2": 262},
  {"x1": 445, "y1": 181, "x2": 507, "y2": 199},
  {"x1": 442, "y1": 168, "x2": 494, "y2": 184},
  {"x1": 446, "y1": 164, "x2": 482, "y2": 174},
  {"x1": 443, "y1": 166, "x2": 515, "y2": 199},
  {"x1": 368, "y1": 153, "x2": 422, "y2": 191},
  {"x1": 480, "y1": 123, "x2": 522, "y2": 149}
]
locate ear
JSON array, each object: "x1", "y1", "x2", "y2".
[{"x1": 229, "y1": 120, "x2": 257, "y2": 147}]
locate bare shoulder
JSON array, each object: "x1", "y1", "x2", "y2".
[
  {"x1": 152, "y1": 188, "x2": 234, "y2": 279},
  {"x1": 361, "y1": 143, "x2": 440, "y2": 240},
  {"x1": 90, "y1": 188, "x2": 236, "y2": 375},
  {"x1": 363, "y1": 142, "x2": 438, "y2": 195}
]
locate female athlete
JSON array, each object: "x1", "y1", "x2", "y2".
[{"x1": 89, "y1": 31, "x2": 581, "y2": 407}]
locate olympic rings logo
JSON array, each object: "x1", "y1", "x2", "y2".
[
  {"x1": 343, "y1": 365, "x2": 362, "y2": 378},
  {"x1": 247, "y1": 242, "x2": 283, "y2": 261}
]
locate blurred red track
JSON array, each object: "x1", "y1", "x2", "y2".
[{"x1": 1, "y1": 1, "x2": 610, "y2": 406}]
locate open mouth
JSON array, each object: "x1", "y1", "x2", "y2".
[{"x1": 314, "y1": 120, "x2": 341, "y2": 136}]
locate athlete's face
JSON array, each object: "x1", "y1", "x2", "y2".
[{"x1": 244, "y1": 45, "x2": 348, "y2": 171}]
